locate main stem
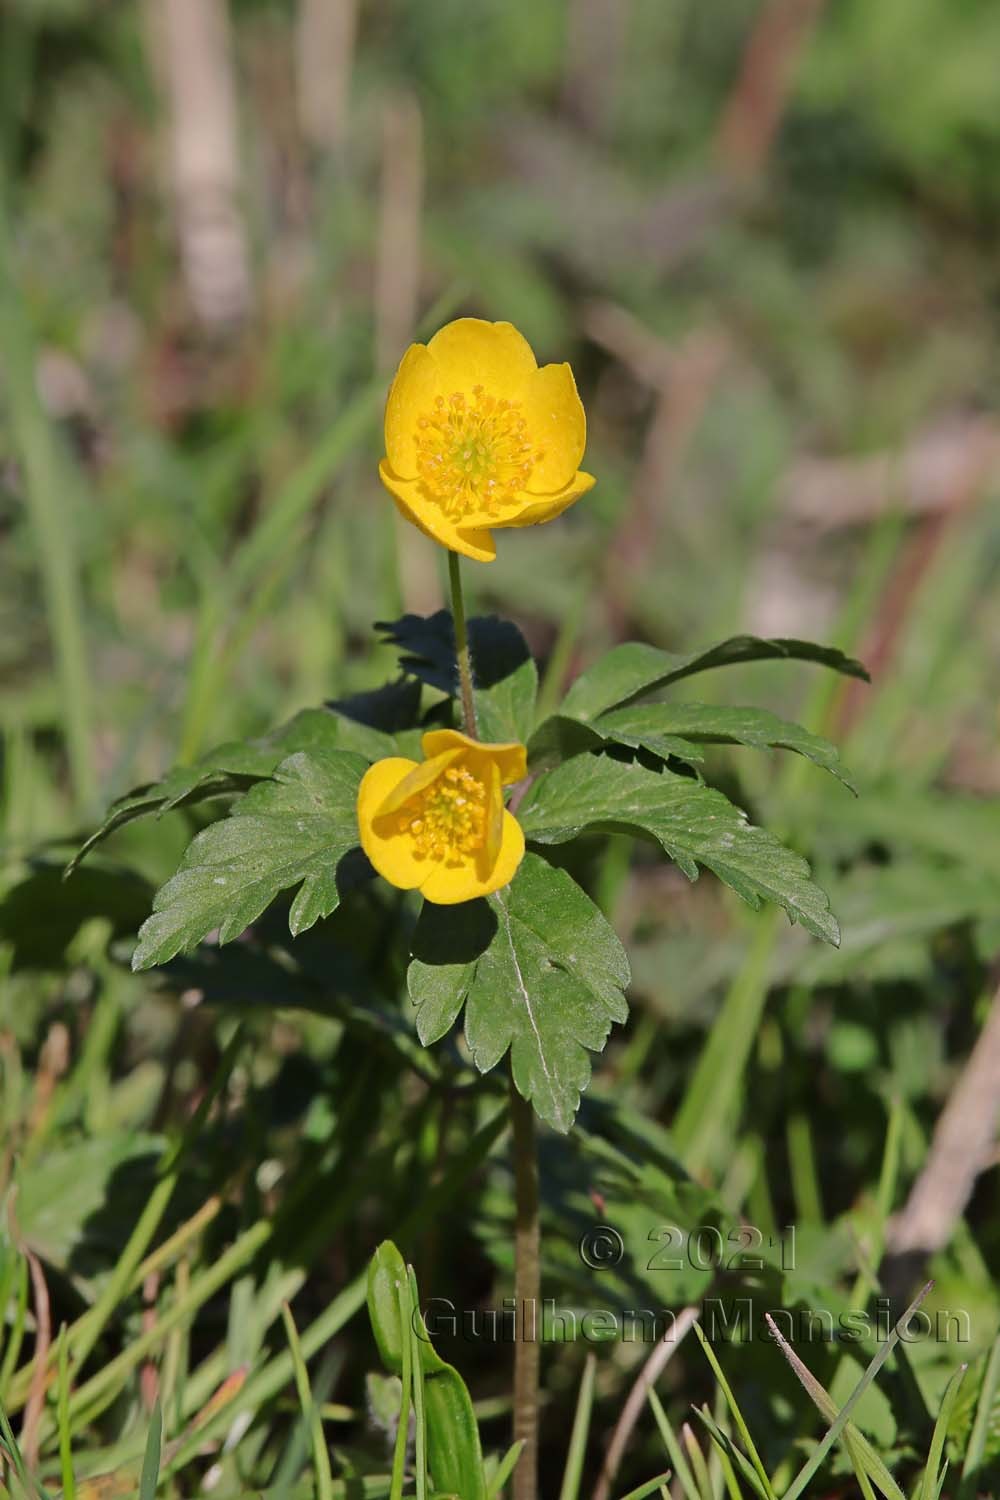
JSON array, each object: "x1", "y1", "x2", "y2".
[
  {"x1": 449, "y1": 548, "x2": 539, "y2": 1496},
  {"x1": 448, "y1": 549, "x2": 479, "y2": 739},
  {"x1": 509, "y1": 1069, "x2": 540, "y2": 1500}
]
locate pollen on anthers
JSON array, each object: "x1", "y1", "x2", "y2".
[
  {"x1": 396, "y1": 764, "x2": 488, "y2": 864},
  {"x1": 415, "y1": 386, "x2": 546, "y2": 519}
]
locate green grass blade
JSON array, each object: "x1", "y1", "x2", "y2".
[
  {"x1": 0, "y1": 1401, "x2": 31, "y2": 1489},
  {"x1": 56, "y1": 1326, "x2": 74, "y2": 1500},
  {"x1": 558, "y1": 1353, "x2": 596, "y2": 1500},
  {"x1": 159, "y1": 1108, "x2": 507, "y2": 1481},
  {"x1": 281, "y1": 1304, "x2": 334, "y2": 1500},
  {"x1": 779, "y1": 1281, "x2": 934, "y2": 1500},
  {"x1": 407, "y1": 1268, "x2": 428, "y2": 1500},
  {"x1": 770, "y1": 1317, "x2": 904, "y2": 1500},
  {"x1": 615, "y1": 1471, "x2": 673, "y2": 1500},
  {"x1": 875, "y1": 1095, "x2": 904, "y2": 1225},
  {"x1": 389, "y1": 1272, "x2": 413, "y2": 1500},
  {"x1": 919, "y1": 1363, "x2": 967, "y2": 1500},
  {"x1": 672, "y1": 910, "x2": 781, "y2": 1172},
  {"x1": 692, "y1": 1407, "x2": 766, "y2": 1500},
  {"x1": 647, "y1": 1389, "x2": 700, "y2": 1500},
  {"x1": 683, "y1": 1423, "x2": 714, "y2": 1500},
  {"x1": 69, "y1": 1025, "x2": 246, "y2": 1377},
  {"x1": 138, "y1": 1399, "x2": 163, "y2": 1500},
  {"x1": 842, "y1": 1430, "x2": 878, "y2": 1500},
  {"x1": 68, "y1": 1217, "x2": 274, "y2": 1425},
  {"x1": 0, "y1": 1258, "x2": 29, "y2": 1402},
  {"x1": 958, "y1": 1332, "x2": 1000, "y2": 1500},
  {"x1": 486, "y1": 1441, "x2": 524, "y2": 1500},
  {"x1": 785, "y1": 1113, "x2": 823, "y2": 1224},
  {"x1": 691, "y1": 1322, "x2": 775, "y2": 1500}
]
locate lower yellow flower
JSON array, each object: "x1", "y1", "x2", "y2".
[
  {"x1": 379, "y1": 318, "x2": 595, "y2": 562},
  {"x1": 357, "y1": 729, "x2": 527, "y2": 904}
]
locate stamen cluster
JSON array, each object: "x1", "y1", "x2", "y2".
[
  {"x1": 396, "y1": 763, "x2": 488, "y2": 864},
  {"x1": 415, "y1": 387, "x2": 542, "y2": 518}
]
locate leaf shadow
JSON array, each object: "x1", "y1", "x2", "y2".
[
  {"x1": 411, "y1": 897, "x2": 498, "y2": 967},
  {"x1": 376, "y1": 610, "x2": 531, "y2": 694}
]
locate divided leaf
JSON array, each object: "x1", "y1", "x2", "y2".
[
  {"x1": 408, "y1": 853, "x2": 630, "y2": 1132},
  {"x1": 476, "y1": 651, "x2": 539, "y2": 744},
  {"x1": 600, "y1": 703, "x2": 854, "y2": 787},
  {"x1": 560, "y1": 634, "x2": 869, "y2": 722},
  {"x1": 70, "y1": 707, "x2": 391, "y2": 874},
  {"x1": 519, "y1": 754, "x2": 840, "y2": 945},
  {"x1": 377, "y1": 610, "x2": 538, "y2": 741},
  {"x1": 132, "y1": 747, "x2": 366, "y2": 971},
  {"x1": 529, "y1": 702, "x2": 855, "y2": 790}
]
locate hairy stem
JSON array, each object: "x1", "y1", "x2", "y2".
[
  {"x1": 448, "y1": 548, "x2": 479, "y2": 738},
  {"x1": 509, "y1": 1068, "x2": 540, "y2": 1500}
]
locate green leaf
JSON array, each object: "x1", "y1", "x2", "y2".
[
  {"x1": 422, "y1": 1359, "x2": 487, "y2": 1500},
  {"x1": 476, "y1": 652, "x2": 538, "y2": 744},
  {"x1": 377, "y1": 611, "x2": 538, "y2": 742},
  {"x1": 408, "y1": 854, "x2": 630, "y2": 1132},
  {"x1": 560, "y1": 635, "x2": 869, "y2": 722},
  {"x1": 368, "y1": 1240, "x2": 420, "y2": 1375},
  {"x1": 132, "y1": 748, "x2": 366, "y2": 971},
  {"x1": 597, "y1": 703, "x2": 855, "y2": 790},
  {"x1": 69, "y1": 708, "x2": 392, "y2": 874},
  {"x1": 519, "y1": 755, "x2": 840, "y2": 945},
  {"x1": 367, "y1": 1242, "x2": 487, "y2": 1500},
  {"x1": 526, "y1": 715, "x2": 606, "y2": 771},
  {"x1": 528, "y1": 703, "x2": 854, "y2": 790}
]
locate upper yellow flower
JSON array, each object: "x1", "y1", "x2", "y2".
[
  {"x1": 357, "y1": 729, "x2": 527, "y2": 904},
  {"x1": 378, "y1": 318, "x2": 594, "y2": 562}
]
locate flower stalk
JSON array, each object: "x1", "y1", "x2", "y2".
[
  {"x1": 449, "y1": 547, "x2": 540, "y2": 1494},
  {"x1": 449, "y1": 548, "x2": 479, "y2": 740}
]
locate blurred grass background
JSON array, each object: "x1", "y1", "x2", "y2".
[
  {"x1": 2, "y1": 0, "x2": 1000, "y2": 1495},
  {"x1": 3, "y1": 0, "x2": 998, "y2": 836}
]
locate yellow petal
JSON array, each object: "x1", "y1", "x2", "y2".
[
  {"x1": 421, "y1": 812, "x2": 525, "y2": 904},
  {"x1": 426, "y1": 319, "x2": 537, "y2": 399},
  {"x1": 378, "y1": 461, "x2": 497, "y2": 563},
  {"x1": 420, "y1": 730, "x2": 527, "y2": 786},
  {"x1": 418, "y1": 857, "x2": 485, "y2": 905},
  {"x1": 493, "y1": 470, "x2": 596, "y2": 530},
  {"x1": 357, "y1": 757, "x2": 428, "y2": 890},
  {"x1": 483, "y1": 760, "x2": 503, "y2": 871},
  {"x1": 375, "y1": 749, "x2": 462, "y2": 817},
  {"x1": 516, "y1": 362, "x2": 587, "y2": 493},
  {"x1": 384, "y1": 343, "x2": 444, "y2": 479},
  {"x1": 492, "y1": 809, "x2": 526, "y2": 889}
]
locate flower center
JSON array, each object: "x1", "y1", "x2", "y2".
[
  {"x1": 395, "y1": 763, "x2": 488, "y2": 864},
  {"x1": 415, "y1": 387, "x2": 544, "y2": 519}
]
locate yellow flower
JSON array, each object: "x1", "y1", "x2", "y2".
[
  {"x1": 357, "y1": 729, "x2": 527, "y2": 904},
  {"x1": 379, "y1": 318, "x2": 594, "y2": 562}
]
